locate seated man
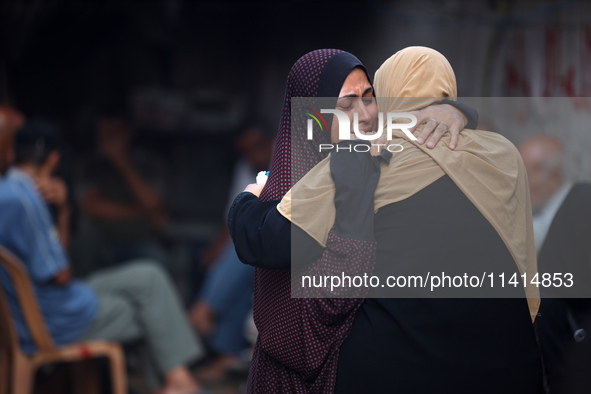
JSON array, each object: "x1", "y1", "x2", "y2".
[
  {"x1": 0, "y1": 108, "x2": 204, "y2": 394},
  {"x1": 79, "y1": 115, "x2": 169, "y2": 266}
]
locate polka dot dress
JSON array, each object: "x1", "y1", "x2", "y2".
[{"x1": 248, "y1": 49, "x2": 377, "y2": 393}]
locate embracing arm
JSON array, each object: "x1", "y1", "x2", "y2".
[
  {"x1": 412, "y1": 100, "x2": 480, "y2": 150},
  {"x1": 227, "y1": 192, "x2": 324, "y2": 269},
  {"x1": 228, "y1": 140, "x2": 388, "y2": 271},
  {"x1": 441, "y1": 100, "x2": 478, "y2": 129}
]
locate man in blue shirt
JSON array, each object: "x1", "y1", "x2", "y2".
[
  {"x1": 0, "y1": 110, "x2": 204, "y2": 394},
  {"x1": 0, "y1": 165, "x2": 98, "y2": 350}
]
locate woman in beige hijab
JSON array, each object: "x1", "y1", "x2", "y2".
[{"x1": 278, "y1": 47, "x2": 543, "y2": 393}]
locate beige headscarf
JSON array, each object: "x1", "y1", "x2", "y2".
[{"x1": 277, "y1": 47, "x2": 539, "y2": 321}]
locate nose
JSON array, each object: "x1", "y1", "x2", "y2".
[{"x1": 357, "y1": 100, "x2": 371, "y2": 124}]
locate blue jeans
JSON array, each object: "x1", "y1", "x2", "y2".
[{"x1": 199, "y1": 240, "x2": 254, "y2": 355}]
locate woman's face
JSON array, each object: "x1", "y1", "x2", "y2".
[{"x1": 330, "y1": 67, "x2": 378, "y2": 143}]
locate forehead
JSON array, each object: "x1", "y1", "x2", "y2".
[{"x1": 338, "y1": 68, "x2": 371, "y2": 96}]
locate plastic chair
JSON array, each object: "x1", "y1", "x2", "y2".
[{"x1": 0, "y1": 245, "x2": 127, "y2": 394}]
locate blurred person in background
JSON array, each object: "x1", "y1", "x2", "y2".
[
  {"x1": 519, "y1": 136, "x2": 591, "y2": 394},
  {"x1": 0, "y1": 115, "x2": 206, "y2": 394},
  {"x1": 79, "y1": 115, "x2": 169, "y2": 267},
  {"x1": 190, "y1": 122, "x2": 273, "y2": 381}
]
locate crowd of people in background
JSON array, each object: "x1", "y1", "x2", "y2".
[{"x1": 0, "y1": 105, "x2": 268, "y2": 393}]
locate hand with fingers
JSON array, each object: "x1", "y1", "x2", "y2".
[
  {"x1": 410, "y1": 103, "x2": 468, "y2": 150},
  {"x1": 35, "y1": 176, "x2": 69, "y2": 209}
]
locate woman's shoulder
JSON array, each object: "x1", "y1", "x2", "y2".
[{"x1": 461, "y1": 129, "x2": 522, "y2": 163}]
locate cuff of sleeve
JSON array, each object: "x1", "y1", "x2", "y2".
[{"x1": 441, "y1": 99, "x2": 479, "y2": 130}]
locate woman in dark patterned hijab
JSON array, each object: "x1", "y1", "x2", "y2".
[{"x1": 253, "y1": 49, "x2": 377, "y2": 393}]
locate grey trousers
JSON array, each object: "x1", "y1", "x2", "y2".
[{"x1": 77, "y1": 261, "x2": 203, "y2": 374}]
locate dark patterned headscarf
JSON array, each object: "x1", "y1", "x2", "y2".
[
  {"x1": 259, "y1": 49, "x2": 371, "y2": 202},
  {"x1": 249, "y1": 49, "x2": 375, "y2": 393}
]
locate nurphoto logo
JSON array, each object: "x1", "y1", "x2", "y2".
[{"x1": 304, "y1": 108, "x2": 417, "y2": 153}]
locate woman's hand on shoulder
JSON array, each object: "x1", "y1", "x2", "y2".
[{"x1": 410, "y1": 103, "x2": 466, "y2": 150}]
